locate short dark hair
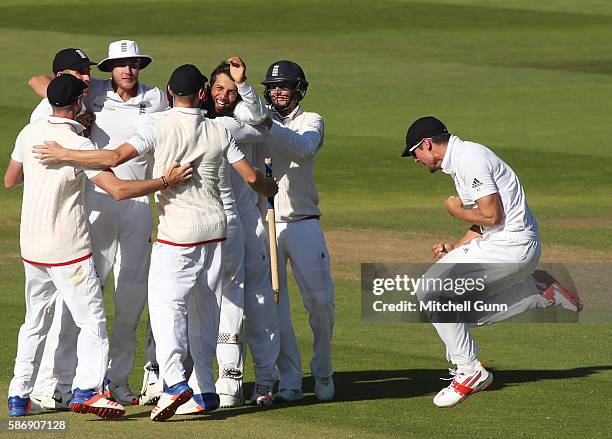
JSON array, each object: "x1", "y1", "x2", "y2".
[
  {"x1": 430, "y1": 133, "x2": 451, "y2": 144},
  {"x1": 210, "y1": 61, "x2": 231, "y2": 86}
]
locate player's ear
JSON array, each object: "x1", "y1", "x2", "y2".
[{"x1": 197, "y1": 87, "x2": 206, "y2": 100}]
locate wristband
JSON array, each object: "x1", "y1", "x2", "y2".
[{"x1": 161, "y1": 176, "x2": 169, "y2": 188}]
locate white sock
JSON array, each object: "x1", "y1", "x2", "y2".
[{"x1": 457, "y1": 358, "x2": 479, "y2": 374}]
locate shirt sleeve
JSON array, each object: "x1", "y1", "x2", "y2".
[
  {"x1": 30, "y1": 99, "x2": 53, "y2": 123},
  {"x1": 11, "y1": 129, "x2": 26, "y2": 163},
  {"x1": 233, "y1": 82, "x2": 270, "y2": 124},
  {"x1": 268, "y1": 114, "x2": 324, "y2": 158},
  {"x1": 127, "y1": 118, "x2": 159, "y2": 155},
  {"x1": 215, "y1": 117, "x2": 269, "y2": 143},
  {"x1": 223, "y1": 133, "x2": 246, "y2": 164},
  {"x1": 77, "y1": 140, "x2": 103, "y2": 179},
  {"x1": 459, "y1": 154, "x2": 498, "y2": 201}
]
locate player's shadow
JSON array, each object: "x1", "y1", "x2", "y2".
[{"x1": 133, "y1": 364, "x2": 611, "y2": 422}]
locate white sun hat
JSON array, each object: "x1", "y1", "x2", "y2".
[{"x1": 97, "y1": 40, "x2": 153, "y2": 72}]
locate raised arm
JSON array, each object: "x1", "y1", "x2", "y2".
[
  {"x1": 228, "y1": 56, "x2": 270, "y2": 124},
  {"x1": 28, "y1": 75, "x2": 54, "y2": 98}
]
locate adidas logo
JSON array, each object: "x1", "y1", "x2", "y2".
[{"x1": 471, "y1": 178, "x2": 483, "y2": 189}]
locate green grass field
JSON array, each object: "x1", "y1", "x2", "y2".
[{"x1": 1, "y1": 0, "x2": 611, "y2": 437}]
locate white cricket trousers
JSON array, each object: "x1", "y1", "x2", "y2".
[
  {"x1": 31, "y1": 298, "x2": 77, "y2": 397},
  {"x1": 241, "y1": 206, "x2": 280, "y2": 387},
  {"x1": 215, "y1": 213, "x2": 245, "y2": 397},
  {"x1": 418, "y1": 235, "x2": 546, "y2": 367},
  {"x1": 275, "y1": 219, "x2": 335, "y2": 390},
  {"x1": 32, "y1": 193, "x2": 153, "y2": 391},
  {"x1": 9, "y1": 258, "x2": 108, "y2": 397},
  {"x1": 148, "y1": 241, "x2": 223, "y2": 393}
]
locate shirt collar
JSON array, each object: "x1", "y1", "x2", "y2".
[
  {"x1": 273, "y1": 104, "x2": 303, "y2": 123},
  {"x1": 105, "y1": 80, "x2": 145, "y2": 103},
  {"x1": 169, "y1": 107, "x2": 202, "y2": 115},
  {"x1": 45, "y1": 116, "x2": 86, "y2": 134},
  {"x1": 441, "y1": 135, "x2": 459, "y2": 174}
]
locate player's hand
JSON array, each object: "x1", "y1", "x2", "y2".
[
  {"x1": 32, "y1": 141, "x2": 67, "y2": 164},
  {"x1": 263, "y1": 176, "x2": 278, "y2": 198},
  {"x1": 444, "y1": 195, "x2": 463, "y2": 216},
  {"x1": 432, "y1": 242, "x2": 454, "y2": 260},
  {"x1": 76, "y1": 112, "x2": 95, "y2": 137},
  {"x1": 164, "y1": 161, "x2": 193, "y2": 186},
  {"x1": 227, "y1": 56, "x2": 246, "y2": 84}
]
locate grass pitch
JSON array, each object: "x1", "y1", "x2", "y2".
[{"x1": 0, "y1": 1, "x2": 611, "y2": 437}]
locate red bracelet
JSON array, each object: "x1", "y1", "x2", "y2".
[{"x1": 161, "y1": 176, "x2": 169, "y2": 188}]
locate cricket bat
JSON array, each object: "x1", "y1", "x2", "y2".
[{"x1": 265, "y1": 157, "x2": 280, "y2": 304}]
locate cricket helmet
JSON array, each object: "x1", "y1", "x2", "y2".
[{"x1": 261, "y1": 60, "x2": 309, "y2": 106}]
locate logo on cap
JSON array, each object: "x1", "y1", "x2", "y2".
[
  {"x1": 272, "y1": 65, "x2": 279, "y2": 77},
  {"x1": 75, "y1": 49, "x2": 87, "y2": 59},
  {"x1": 121, "y1": 41, "x2": 128, "y2": 52}
]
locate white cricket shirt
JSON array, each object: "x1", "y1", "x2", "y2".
[
  {"x1": 128, "y1": 107, "x2": 244, "y2": 245},
  {"x1": 441, "y1": 135, "x2": 539, "y2": 241},
  {"x1": 84, "y1": 77, "x2": 169, "y2": 194},
  {"x1": 265, "y1": 105, "x2": 324, "y2": 222},
  {"x1": 13, "y1": 116, "x2": 101, "y2": 265}
]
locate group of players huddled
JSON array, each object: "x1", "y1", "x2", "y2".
[{"x1": 5, "y1": 39, "x2": 335, "y2": 421}]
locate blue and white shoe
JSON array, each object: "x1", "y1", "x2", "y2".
[
  {"x1": 175, "y1": 392, "x2": 220, "y2": 415},
  {"x1": 150, "y1": 381, "x2": 193, "y2": 421},
  {"x1": 8, "y1": 396, "x2": 42, "y2": 417},
  {"x1": 69, "y1": 388, "x2": 125, "y2": 419}
]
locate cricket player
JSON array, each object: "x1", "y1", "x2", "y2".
[
  {"x1": 176, "y1": 59, "x2": 279, "y2": 411},
  {"x1": 5, "y1": 74, "x2": 191, "y2": 419},
  {"x1": 24, "y1": 48, "x2": 97, "y2": 411},
  {"x1": 260, "y1": 60, "x2": 335, "y2": 402},
  {"x1": 29, "y1": 40, "x2": 169, "y2": 405},
  {"x1": 401, "y1": 116, "x2": 584, "y2": 407},
  {"x1": 33, "y1": 64, "x2": 278, "y2": 421}
]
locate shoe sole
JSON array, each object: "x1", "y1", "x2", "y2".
[
  {"x1": 435, "y1": 372, "x2": 494, "y2": 408},
  {"x1": 69, "y1": 402, "x2": 125, "y2": 420},
  {"x1": 151, "y1": 389, "x2": 193, "y2": 422},
  {"x1": 139, "y1": 395, "x2": 161, "y2": 406},
  {"x1": 553, "y1": 282, "x2": 584, "y2": 312}
]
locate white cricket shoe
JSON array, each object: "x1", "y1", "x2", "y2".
[
  {"x1": 107, "y1": 382, "x2": 139, "y2": 406},
  {"x1": 139, "y1": 362, "x2": 163, "y2": 405},
  {"x1": 433, "y1": 364, "x2": 493, "y2": 408},
  {"x1": 175, "y1": 393, "x2": 220, "y2": 415},
  {"x1": 273, "y1": 388, "x2": 304, "y2": 402},
  {"x1": 30, "y1": 390, "x2": 72, "y2": 410},
  {"x1": 150, "y1": 381, "x2": 193, "y2": 422},
  {"x1": 219, "y1": 393, "x2": 244, "y2": 408},
  {"x1": 249, "y1": 383, "x2": 273, "y2": 406},
  {"x1": 314, "y1": 376, "x2": 335, "y2": 401}
]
